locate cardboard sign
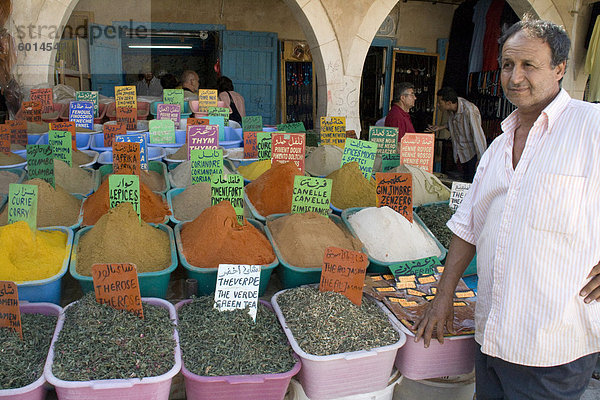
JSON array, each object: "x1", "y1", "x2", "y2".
[
  {"x1": 48, "y1": 130, "x2": 72, "y2": 167},
  {"x1": 271, "y1": 132, "x2": 305, "y2": 174},
  {"x1": 0, "y1": 281, "x2": 22, "y2": 339},
  {"x1": 214, "y1": 264, "x2": 261, "y2": 321},
  {"x1": 157, "y1": 103, "x2": 181, "y2": 129},
  {"x1": 108, "y1": 174, "x2": 140, "y2": 220},
  {"x1": 319, "y1": 247, "x2": 369, "y2": 306},
  {"x1": 92, "y1": 263, "x2": 144, "y2": 318},
  {"x1": 208, "y1": 106, "x2": 230, "y2": 126},
  {"x1": 242, "y1": 116, "x2": 262, "y2": 132},
  {"x1": 389, "y1": 256, "x2": 441, "y2": 279},
  {"x1": 382, "y1": 153, "x2": 401, "y2": 172},
  {"x1": 113, "y1": 141, "x2": 141, "y2": 176},
  {"x1": 211, "y1": 174, "x2": 244, "y2": 224},
  {"x1": 187, "y1": 117, "x2": 209, "y2": 126},
  {"x1": 115, "y1": 86, "x2": 137, "y2": 109},
  {"x1": 243, "y1": 131, "x2": 259, "y2": 159},
  {"x1": 291, "y1": 176, "x2": 332, "y2": 216},
  {"x1": 187, "y1": 125, "x2": 219, "y2": 160},
  {"x1": 30, "y1": 88, "x2": 53, "y2": 113},
  {"x1": 400, "y1": 133, "x2": 435, "y2": 173},
  {"x1": 26, "y1": 144, "x2": 54, "y2": 187},
  {"x1": 257, "y1": 132, "x2": 271, "y2": 160},
  {"x1": 22, "y1": 101, "x2": 42, "y2": 123},
  {"x1": 277, "y1": 122, "x2": 306, "y2": 133},
  {"x1": 75, "y1": 91, "x2": 99, "y2": 117},
  {"x1": 320, "y1": 116, "x2": 346, "y2": 147},
  {"x1": 51, "y1": 121, "x2": 76, "y2": 150},
  {"x1": 190, "y1": 148, "x2": 223, "y2": 184},
  {"x1": 7, "y1": 120, "x2": 27, "y2": 147},
  {"x1": 8, "y1": 183, "x2": 38, "y2": 231},
  {"x1": 103, "y1": 123, "x2": 126, "y2": 147},
  {"x1": 115, "y1": 134, "x2": 148, "y2": 170},
  {"x1": 376, "y1": 172, "x2": 413, "y2": 222},
  {"x1": 163, "y1": 88, "x2": 184, "y2": 109},
  {"x1": 369, "y1": 126, "x2": 399, "y2": 155},
  {"x1": 341, "y1": 138, "x2": 377, "y2": 178},
  {"x1": 197, "y1": 89, "x2": 218, "y2": 114},
  {"x1": 208, "y1": 116, "x2": 225, "y2": 141},
  {"x1": 450, "y1": 182, "x2": 472, "y2": 211},
  {"x1": 69, "y1": 101, "x2": 94, "y2": 130},
  {"x1": 149, "y1": 119, "x2": 176, "y2": 144},
  {"x1": 116, "y1": 107, "x2": 137, "y2": 131},
  {"x1": 0, "y1": 124, "x2": 9, "y2": 153}
]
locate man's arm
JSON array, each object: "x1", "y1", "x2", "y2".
[
  {"x1": 469, "y1": 106, "x2": 487, "y2": 159},
  {"x1": 580, "y1": 262, "x2": 600, "y2": 303}
]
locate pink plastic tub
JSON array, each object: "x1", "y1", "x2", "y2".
[
  {"x1": 106, "y1": 102, "x2": 150, "y2": 120},
  {"x1": 0, "y1": 302, "x2": 62, "y2": 400},
  {"x1": 15, "y1": 103, "x2": 65, "y2": 123},
  {"x1": 176, "y1": 299, "x2": 301, "y2": 400},
  {"x1": 271, "y1": 289, "x2": 406, "y2": 400},
  {"x1": 44, "y1": 298, "x2": 181, "y2": 400}
]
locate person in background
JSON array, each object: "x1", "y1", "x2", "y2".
[
  {"x1": 217, "y1": 76, "x2": 245, "y2": 125},
  {"x1": 160, "y1": 74, "x2": 179, "y2": 90},
  {"x1": 384, "y1": 82, "x2": 416, "y2": 142},
  {"x1": 181, "y1": 70, "x2": 199, "y2": 94},
  {"x1": 415, "y1": 18, "x2": 600, "y2": 399},
  {"x1": 135, "y1": 69, "x2": 162, "y2": 97},
  {"x1": 426, "y1": 87, "x2": 487, "y2": 182}
]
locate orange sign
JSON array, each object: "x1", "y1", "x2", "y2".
[
  {"x1": 0, "y1": 281, "x2": 22, "y2": 339},
  {"x1": 319, "y1": 247, "x2": 369, "y2": 306},
  {"x1": 113, "y1": 141, "x2": 140, "y2": 176},
  {"x1": 7, "y1": 120, "x2": 27, "y2": 147},
  {"x1": 400, "y1": 133, "x2": 435, "y2": 173},
  {"x1": 22, "y1": 101, "x2": 42, "y2": 123},
  {"x1": 116, "y1": 107, "x2": 137, "y2": 131},
  {"x1": 376, "y1": 172, "x2": 413, "y2": 222},
  {"x1": 51, "y1": 121, "x2": 77, "y2": 150},
  {"x1": 104, "y1": 123, "x2": 126, "y2": 147},
  {"x1": 244, "y1": 131, "x2": 259, "y2": 159},
  {"x1": 0, "y1": 124, "x2": 10, "y2": 153},
  {"x1": 271, "y1": 132, "x2": 305, "y2": 174},
  {"x1": 187, "y1": 118, "x2": 210, "y2": 126},
  {"x1": 92, "y1": 263, "x2": 143, "y2": 318},
  {"x1": 30, "y1": 88, "x2": 54, "y2": 113}
]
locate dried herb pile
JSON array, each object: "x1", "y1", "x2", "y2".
[
  {"x1": 276, "y1": 287, "x2": 399, "y2": 356},
  {"x1": 416, "y1": 204, "x2": 455, "y2": 248},
  {"x1": 178, "y1": 297, "x2": 296, "y2": 376},
  {"x1": 52, "y1": 293, "x2": 176, "y2": 381}
]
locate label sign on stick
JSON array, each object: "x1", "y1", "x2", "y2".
[
  {"x1": 149, "y1": 119, "x2": 175, "y2": 144},
  {"x1": 163, "y1": 89, "x2": 184, "y2": 109},
  {"x1": 0, "y1": 281, "x2": 22, "y2": 339},
  {"x1": 400, "y1": 133, "x2": 435, "y2": 173},
  {"x1": 320, "y1": 116, "x2": 346, "y2": 147},
  {"x1": 450, "y1": 182, "x2": 472, "y2": 211},
  {"x1": 257, "y1": 132, "x2": 271, "y2": 160},
  {"x1": 113, "y1": 141, "x2": 140, "y2": 176},
  {"x1": 103, "y1": 123, "x2": 126, "y2": 147},
  {"x1": 0, "y1": 124, "x2": 9, "y2": 153},
  {"x1": 376, "y1": 172, "x2": 413, "y2": 222},
  {"x1": 92, "y1": 263, "x2": 143, "y2": 318},
  {"x1": 26, "y1": 145, "x2": 54, "y2": 187},
  {"x1": 389, "y1": 256, "x2": 441, "y2": 279},
  {"x1": 51, "y1": 121, "x2": 76, "y2": 150},
  {"x1": 8, "y1": 183, "x2": 38, "y2": 231},
  {"x1": 76, "y1": 91, "x2": 99, "y2": 117},
  {"x1": 208, "y1": 106, "x2": 230, "y2": 126},
  {"x1": 116, "y1": 134, "x2": 148, "y2": 170},
  {"x1": 7, "y1": 120, "x2": 27, "y2": 147},
  {"x1": 157, "y1": 103, "x2": 181, "y2": 129},
  {"x1": 187, "y1": 118, "x2": 209, "y2": 126},
  {"x1": 30, "y1": 88, "x2": 53, "y2": 113},
  {"x1": 190, "y1": 148, "x2": 223, "y2": 184},
  {"x1": 319, "y1": 247, "x2": 369, "y2": 306},
  {"x1": 22, "y1": 101, "x2": 42, "y2": 123},
  {"x1": 116, "y1": 107, "x2": 137, "y2": 131},
  {"x1": 369, "y1": 126, "x2": 399, "y2": 155},
  {"x1": 207, "y1": 116, "x2": 225, "y2": 141},
  {"x1": 48, "y1": 130, "x2": 72, "y2": 167},
  {"x1": 115, "y1": 86, "x2": 137, "y2": 109},
  {"x1": 214, "y1": 264, "x2": 261, "y2": 321},
  {"x1": 187, "y1": 125, "x2": 219, "y2": 160},
  {"x1": 382, "y1": 153, "x2": 401, "y2": 172},
  {"x1": 242, "y1": 116, "x2": 262, "y2": 132},
  {"x1": 108, "y1": 174, "x2": 140, "y2": 220},
  {"x1": 69, "y1": 101, "x2": 94, "y2": 130},
  {"x1": 244, "y1": 131, "x2": 259, "y2": 159},
  {"x1": 198, "y1": 89, "x2": 218, "y2": 114},
  {"x1": 277, "y1": 122, "x2": 306, "y2": 133},
  {"x1": 291, "y1": 176, "x2": 332, "y2": 216},
  {"x1": 341, "y1": 138, "x2": 377, "y2": 178},
  {"x1": 211, "y1": 174, "x2": 244, "y2": 224},
  {"x1": 271, "y1": 132, "x2": 306, "y2": 174}
]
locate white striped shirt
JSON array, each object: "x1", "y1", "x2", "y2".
[
  {"x1": 447, "y1": 97, "x2": 488, "y2": 163},
  {"x1": 447, "y1": 89, "x2": 600, "y2": 366}
]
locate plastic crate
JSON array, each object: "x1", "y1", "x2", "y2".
[
  {"x1": 69, "y1": 224, "x2": 178, "y2": 298},
  {"x1": 98, "y1": 161, "x2": 170, "y2": 195},
  {"x1": 35, "y1": 132, "x2": 93, "y2": 151},
  {"x1": 106, "y1": 101, "x2": 150, "y2": 120},
  {"x1": 59, "y1": 101, "x2": 107, "y2": 124},
  {"x1": 174, "y1": 219, "x2": 278, "y2": 296},
  {"x1": 44, "y1": 298, "x2": 181, "y2": 400}
]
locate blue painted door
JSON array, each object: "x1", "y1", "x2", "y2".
[
  {"x1": 221, "y1": 31, "x2": 278, "y2": 125},
  {"x1": 88, "y1": 24, "x2": 123, "y2": 97}
]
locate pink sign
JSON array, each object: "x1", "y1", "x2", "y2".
[
  {"x1": 187, "y1": 125, "x2": 219, "y2": 160},
  {"x1": 400, "y1": 133, "x2": 435, "y2": 173},
  {"x1": 157, "y1": 103, "x2": 181, "y2": 129},
  {"x1": 271, "y1": 132, "x2": 305, "y2": 174}
]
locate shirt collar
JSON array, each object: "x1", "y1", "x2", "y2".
[{"x1": 500, "y1": 89, "x2": 570, "y2": 136}]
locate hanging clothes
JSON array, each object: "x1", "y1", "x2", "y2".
[
  {"x1": 468, "y1": 0, "x2": 493, "y2": 74},
  {"x1": 585, "y1": 15, "x2": 600, "y2": 102},
  {"x1": 482, "y1": 0, "x2": 505, "y2": 71},
  {"x1": 586, "y1": 2, "x2": 600, "y2": 49}
]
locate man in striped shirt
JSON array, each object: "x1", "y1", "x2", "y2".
[{"x1": 415, "y1": 18, "x2": 600, "y2": 399}]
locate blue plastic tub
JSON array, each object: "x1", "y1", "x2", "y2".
[
  {"x1": 150, "y1": 101, "x2": 192, "y2": 118},
  {"x1": 220, "y1": 127, "x2": 243, "y2": 149},
  {"x1": 244, "y1": 192, "x2": 266, "y2": 222},
  {"x1": 69, "y1": 224, "x2": 178, "y2": 298},
  {"x1": 91, "y1": 132, "x2": 156, "y2": 152},
  {"x1": 98, "y1": 160, "x2": 169, "y2": 194},
  {"x1": 174, "y1": 219, "x2": 278, "y2": 296},
  {"x1": 97, "y1": 147, "x2": 166, "y2": 164},
  {"x1": 0, "y1": 195, "x2": 5, "y2": 210},
  {"x1": 166, "y1": 188, "x2": 187, "y2": 224},
  {"x1": 36, "y1": 133, "x2": 92, "y2": 150},
  {"x1": 11, "y1": 134, "x2": 43, "y2": 156}
]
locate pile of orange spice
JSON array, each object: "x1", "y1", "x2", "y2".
[{"x1": 245, "y1": 161, "x2": 302, "y2": 216}]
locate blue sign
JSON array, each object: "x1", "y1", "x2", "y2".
[
  {"x1": 69, "y1": 101, "x2": 94, "y2": 130},
  {"x1": 116, "y1": 133, "x2": 148, "y2": 170}
]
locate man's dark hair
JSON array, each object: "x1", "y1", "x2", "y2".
[
  {"x1": 437, "y1": 87, "x2": 458, "y2": 103},
  {"x1": 217, "y1": 76, "x2": 235, "y2": 93},
  {"x1": 498, "y1": 16, "x2": 570, "y2": 69},
  {"x1": 160, "y1": 74, "x2": 178, "y2": 89},
  {"x1": 393, "y1": 82, "x2": 415, "y2": 103}
]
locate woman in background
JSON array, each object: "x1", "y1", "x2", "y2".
[{"x1": 217, "y1": 76, "x2": 245, "y2": 124}]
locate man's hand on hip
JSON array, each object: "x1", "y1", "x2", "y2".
[{"x1": 580, "y1": 262, "x2": 600, "y2": 303}]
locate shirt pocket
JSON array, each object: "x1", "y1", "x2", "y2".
[{"x1": 530, "y1": 174, "x2": 586, "y2": 235}]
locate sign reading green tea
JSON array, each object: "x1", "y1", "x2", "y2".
[
  {"x1": 277, "y1": 121, "x2": 306, "y2": 133},
  {"x1": 75, "y1": 91, "x2": 99, "y2": 117},
  {"x1": 0, "y1": 281, "x2": 22, "y2": 340},
  {"x1": 389, "y1": 256, "x2": 441, "y2": 279},
  {"x1": 291, "y1": 176, "x2": 332, "y2": 216},
  {"x1": 30, "y1": 88, "x2": 53, "y2": 113},
  {"x1": 450, "y1": 182, "x2": 471, "y2": 211},
  {"x1": 214, "y1": 264, "x2": 261, "y2": 321},
  {"x1": 257, "y1": 132, "x2": 271, "y2": 160},
  {"x1": 341, "y1": 138, "x2": 377, "y2": 178},
  {"x1": 242, "y1": 116, "x2": 262, "y2": 132},
  {"x1": 319, "y1": 247, "x2": 369, "y2": 306},
  {"x1": 187, "y1": 125, "x2": 219, "y2": 160},
  {"x1": 149, "y1": 119, "x2": 176, "y2": 144},
  {"x1": 8, "y1": 183, "x2": 38, "y2": 231},
  {"x1": 208, "y1": 106, "x2": 230, "y2": 126},
  {"x1": 211, "y1": 174, "x2": 244, "y2": 224},
  {"x1": 375, "y1": 172, "x2": 413, "y2": 222},
  {"x1": 163, "y1": 88, "x2": 184, "y2": 109},
  {"x1": 369, "y1": 126, "x2": 399, "y2": 154},
  {"x1": 26, "y1": 144, "x2": 54, "y2": 187},
  {"x1": 48, "y1": 130, "x2": 72, "y2": 167},
  {"x1": 320, "y1": 116, "x2": 346, "y2": 147},
  {"x1": 92, "y1": 263, "x2": 143, "y2": 319},
  {"x1": 271, "y1": 132, "x2": 305, "y2": 174},
  {"x1": 190, "y1": 148, "x2": 223, "y2": 184},
  {"x1": 115, "y1": 134, "x2": 148, "y2": 170},
  {"x1": 108, "y1": 174, "x2": 140, "y2": 220},
  {"x1": 69, "y1": 101, "x2": 94, "y2": 130},
  {"x1": 382, "y1": 153, "x2": 401, "y2": 172}
]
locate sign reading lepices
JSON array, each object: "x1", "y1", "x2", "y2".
[
  {"x1": 341, "y1": 138, "x2": 377, "y2": 178},
  {"x1": 400, "y1": 133, "x2": 435, "y2": 173},
  {"x1": 115, "y1": 134, "x2": 148, "y2": 170},
  {"x1": 8, "y1": 183, "x2": 38, "y2": 231},
  {"x1": 30, "y1": 88, "x2": 53, "y2": 113},
  {"x1": 108, "y1": 174, "x2": 140, "y2": 220},
  {"x1": 375, "y1": 172, "x2": 413, "y2": 222},
  {"x1": 69, "y1": 101, "x2": 94, "y2": 130},
  {"x1": 191, "y1": 148, "x2": 223, "y2": 184},
  {"x1": 369, "y1": 126, "x2": 399, "y2": 155},
  {"x1": 0, "y1": 281, "x2": 22, "y2": 339},
  {"x1": 92, "y1": 263, "x2": 143, "y2": 318},
  {"x1": 187, "y1": 125, "x2": 219, "y2": 160},
  {"x1": 26, "y1": 144, "x2": 54, "y2": 187},
  {"x1": 291, "y1": 176, "x2": 332, "y2": 216},
  {"x1": 198, "y1": 89, "x2": 218, "y2": 114},
  {"x1": 211, "y1": 174, "x2": 244, "y2": 224},
  {"x1": 48, "y1": 130, "x2": 72, "y2": 167},
  {"x1": 214, "y1": 264, "x2": 261, "y2": 321},
  {"x1": 157, "y1": 103, "x2": 181, "y2": 129},
  {"x1": 450, "y1": 182, "x2": 471, "y2": 211},
  {"x1": 320, "y1": 116, "x2": 346, "y2": 147},
  {"x1": 319, "y1": 247, "x2": 369, "y2": 306},
  {"x1": 75, "y1": 91, "x2": 99, "y2": 117},
  {"x1": 271, "y1": 132, "x2": 305, "y2": 174}
]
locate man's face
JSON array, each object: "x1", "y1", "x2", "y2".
[
  {"x1": 500, "y1": 31, "x2": 566, "y2": 113},
  {"x1": 401, "y1": 89, "x2": 416, "y2": 109},
  {"x1": 144, "y1": 72, "x2": 153, "y2": 82},
  {"x1": 187, "y1": 73, "x2": 199, "y2": 92},
  {"x1": 437, "y1": 97, "x2": 451, "y2": 112}
]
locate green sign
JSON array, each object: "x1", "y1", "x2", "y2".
[
  {"x1": 369, "y1": 126, "x2": 398, "y2": 155},
  {"x1": 341, "y1": 138, "x2": 377, "y2": 178},
  {"x1": 163, "y1": 89, "x2": 184, "y2": 109},
  {"x1": 48, "y1": 130, "x2": 72, "y2": 167},
  {"x1": 257, "y1": 132, "x2": 271, "y2": 160},
  {"x1": 291, "y1": 176, "x2": 332, "y2": 216},
  {"x1": 211, "y1": 174, "x2": 244, "y2": 224},
  {"x1": 8, "y1": 183, "x2": 38, "y2": 231},
  {"x1": 242, "y1": 116, "x2": 263, "y2": 132},
  {"x1": 382, "y1": 153, "x2": 401, "y2": 172},
  {"x1": 108, "y1": 174, "x2": 140, "y2": 221},
  {"x1": 26, "y1": 144, "x2": 54, "y2": 188},
  {"x1": 208, "y1": 106, "x2": 230, "y2": 126},
  {"x1": 388, "y1": 256, "x2": 441, "y2": 279},
  {"x1": 148, "y1": 119, "x2": 176, "y2": 144},
  {"x1": 277, "y1": 122, "x2": 306, "y2": 133},
  {"x1": 190, "y1": 148, "x2": 223, "y2": 184},
  {"x1": 75, "y1": 91, "x2": 99, "y2": 118},
  {"x1": 207, "y1": 116, "x2": 225, "y2": 142}
]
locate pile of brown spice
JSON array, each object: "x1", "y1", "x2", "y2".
[
  {"x1": 101, "y1": 169, "x2": 166, "y2": 193},
  {"x1": 0, "y1": 170, "x2": 20, "y2": 195},
  {"x1": 0, "y1": 152, "x2": 26, "y2": 166},
  {"x1": 171, "y1": 183, "x2": 212, "y2": 222},
  {"x1": 245, "y1": 161, "x2": 302, "y2": 216},
  {"x1": 54, "y1": 159, "x2": 96, "y2": 195}
]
